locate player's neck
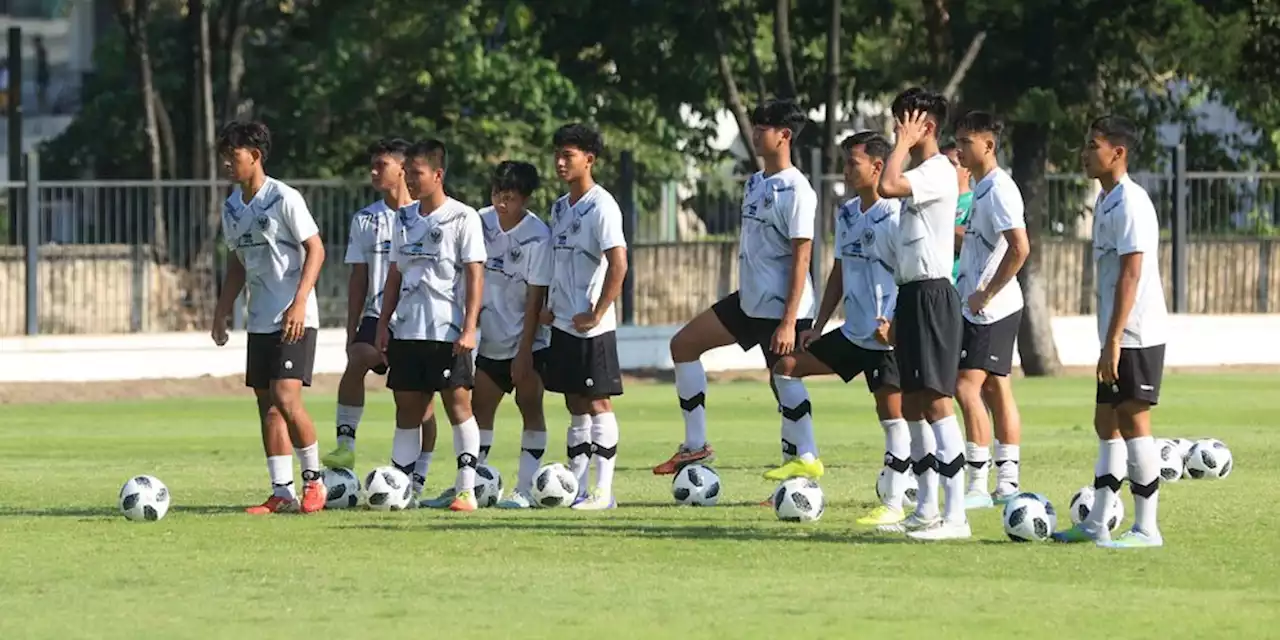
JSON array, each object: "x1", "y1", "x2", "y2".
[
  {"x1": 498, "y1": 209, "x2": 525, "y2": 232},
  {"x1": 1098, "y1": 169, "x2": 1127, "y2": 194},
  {"x1": 381, "y1": 184, "x2": 414, "y2": 211},
  {"x1": 567, "y1": 177, "x2": 596, "y2": 205},
  {"x1": 238, "y1": 172, "x2": 267, "y2": 203},
  {"x1": 856, "y1": 188, "x2": 879, "y2": 212},
  {"x1": 972, "y1": 158, "x2": 1000, "y2": 182},
  {"x1": 417, "y1": 190, "x2": 449, "y2": 215},
  {"x1": 909, "y1": 140, "x2": 940, "y2": 165},
  {"x1": 762, "y1": 150, "x2": 792, "y2": 177}
]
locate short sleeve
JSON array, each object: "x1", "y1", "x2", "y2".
[
  {"x1": 280, "y1": 189, "x2": 320, "y2": 243},
  {"x1": 458, "y1": 210, "x2": 487, "y2": 264},
  {"x1": 1116, "y1": 195, "x2": 1159, "y2": 256},
  {"x1": 904, "y1": 156, "x2": 952, "y2": 207},
  {"x1": 990, "y1": 179, "x2": 1026, "y2": 233},
  {"x1": 785, "y1": 185, "x2": 817, "y2": 240},
  {"x1": 344, "y1": 213, "x2": 368, "y2": 264},
  {"x1": 596, "y1": 198, "x2": 627, "y2": 252}
]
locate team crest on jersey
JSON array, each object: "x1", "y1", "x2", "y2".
[
  {"x1": 570, "y1": 219, "x2": 582, "y2": 234},
  {"x1": 764, "y1": 192, "x2": 775, "y2": 208},
  {"x1": 255, "y1": 215, "x2": 270, "y2": 231},
  {"x1": 863, "y1": 228, "x2": 875, "y2": 244},
  {"x1": 509, "y1": 246, "x2": 523, "y2": 262},
  {"x1": 429, "y1": 228, "x2": 443, "y2": 244}
]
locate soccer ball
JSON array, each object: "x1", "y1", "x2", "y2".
[
  {"x1": 1156, "y1": 439, "x2": 1186, "y2": 483},
  {"x1": 474, "y1": 464, "x2": 504, "y2": 507},
  {"x1": 1168, "y1": 437, "x2": 1195, "y2": 462},
  {"x1": 531, "y1": 463, "x2": 579, "y2": 508},
  {"x1": 1185, "y1": 439, "x2": 1233, "y2": 480},
  {"x1": 119, "y1": 475, "x2": 170, "y2": 522},
  {"x1": 671, "y1": 464, "x2": 721, "y2": 506},
  {"x1": 363, "y1": 466, "x2": 413, "y2": 511},
  {"x1": 322, "y1": 468, "x2": 361, "y2": 508},
  {"x1": 875, "y1": 467, "x2": 919, "y2": 507},
  {"x1": 1067, "y1": 485, "x2": 1125, "y2": 532},
  {"x1": 1002, "y1": 494, "x2": 1054, "y2": 542},
  {"x1": 772, "y1": 477, "x2": 825, "y2": 522}
]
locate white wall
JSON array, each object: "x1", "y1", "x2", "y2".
[{"x1": 2, "y1": 315, "x2": 1279, "y2": 384}]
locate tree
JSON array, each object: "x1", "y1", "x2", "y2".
[
  {"x1": 707, "y1": 1, "x2": 762, "y2": 170},
  {"x1": 821, "y1": 0, "x2": 841, "y2": 176},
  {"x1": 115, "y1": 0, "x2": 168, "y2": 261}
]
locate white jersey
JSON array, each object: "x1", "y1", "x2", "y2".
[
  {"x1": 835, "y1": 197, "x2": 901, "y2": 351},
  {"x1": 478, "y1": 207, "x2": 552, "y2": 359},
  {"x1": 221, "y1": 177, "x2": 320, "y2": 334},
  {"x1": 898, "y1": 153, "x2": 960, "y2": 284},
  {"x1": 389, "y1": 198, "x2": 486, "y2": 342},
  {"x1": 533, "y1": 185, "x2": 627, "y2": 339},
  {"x1": 343, "y1": 200, "x2": 396, "y2": 320},
  {"x1": 957, "y1": 167, "x2": 1026, "y2": 324},
  {"x1": 737, "y1": 167, "x2": 817, "y2": 319},
  {"x1": 1093, "y1": 175, "x2": 1168, "y2": 348}
]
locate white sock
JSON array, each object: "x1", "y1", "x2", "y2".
[
  {"x1": 774, "y1": 374, "x2": 816, "y2": 461},
  {"x1": 1126, "y1": 436, "x2": 1161, "y2": 535},
  {"x1": 335, "y1": 404, "x2": 363, "y2": 451},
  {"x1": 590, "y1": 413, "x2": 620, "y2": 495},
  {"x1": 267, "y1": 455, "x2": 296, "y2": 499},
  {"x1": 881, "y1": 418, "x2": 911, "y2": 509},
  {"x1": 908, "y1": 419, "x2": 939, "y2": 518},
  {"x1": 479, "y1": 429, "x2": 495, "y2": 464},
  {"x1": 932, "y1": 415, "x2": 966, "y2": 522},
  {"x1": 518, "y1": 431, "x2": 548, "y2": 494},
  {"x1": 295, "y1": 443, "x2": 320, "y2": 486},
  {"x1": 1088, "y1": 438, "x2": 1128, "y2": 531},
  {"x1": 452, "y1": 417, "x2": 480, "y2": 492},
  {"x1": 566, "y1": 414, "x2": 592, "y2": 494},
  {"x1": 675, "y1": 361, "x2": 708, "y2": 449},
  {"x1": 994, "y1": 443, "x2": 1020, "y2": 491},
  {"x1": 965, "y1": 441, "x2": 991, "y2": 494},
  {"x1": 390, "y1": 426, "x2": 421, "y2": 476},
  {"x1": 413, "y1": 451, "x2": 433, "y2": 488}
]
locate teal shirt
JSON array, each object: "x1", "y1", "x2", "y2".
[{"x1": 952, "y1": 191, "x2": 974, "y2": 282}]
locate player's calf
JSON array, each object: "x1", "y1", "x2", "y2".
[
  {"x1": 655, "y1": 308, "x2": 737, "y2": 475},
  {"x1": 762, "y1": 354, "x2": 824, "y2": 481},
  {"x1": 269, "y1": 380, "x2": 324, "y2": 513}
]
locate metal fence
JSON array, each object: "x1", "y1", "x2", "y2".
[{"x1": 4, "y1": 150, "x2": 1280, "y2": 336}]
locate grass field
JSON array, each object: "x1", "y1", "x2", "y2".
[{"x1": 2, "y1": 373, "x2": 1279, "y2": 639}]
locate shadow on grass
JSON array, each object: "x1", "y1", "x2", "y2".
[
  {"x1": 0, "y1": 504, "x2": 244, "y2": 518},
  {"x1": 614, "y1": 463, "x2": 861, "y2": 473}
]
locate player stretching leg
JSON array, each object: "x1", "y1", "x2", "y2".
[
  {"x1": 1054, "y1": 116, "x2": 1167, "y2": 548},
  {"x1": 950, "y1": 112, "x2": 1030, "y2": 509},
  {"x1": 470, "y1": 161, "x2": 554, "y2": 509},
  {"x1": 323, "y1": 138, "x2": 438, "y2": 495},
  {"x1": 875, "y1": 88, "x2": 969, "y2": 540},
  {"x1": 376, "y1": 139, "x2": 488, "y2": 512},
  {"x1": 654, "y1": 98, "x2": 816, "y2": 477},
  {"x1": 527, "y1": 123, "x2": 628, "y2": 510},
  {"x1": 211, "y1": 121, "x2": 327, "y2": 514}
]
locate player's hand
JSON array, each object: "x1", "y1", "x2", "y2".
[
  {"x1": 211, "y1": 315, "x2": 229, "y2": 347},
  {"x1": 771, "y1": 323, "x2": 796, "y2": 356},
  {"x1": 539, "y1": 309, "x2": 555, "y2": 325},
  {"x1": 374, "y1": 323, "x2": 391, "y2": 355},
  {"x1": 894, "y1": 109, "x2": 929, "y2": 148},
  {"x1": 797, "y1": 328, "x2": 820, "y2": 350},
  {"x1": 455, "y1": 327, "x2": 478, "y2": 355},
  {"x1": 967, "y1": 289, "x2": 989, "y2": 316},
  {"x1": 512, "y1": 348, "x2": 534, "y2": 386},
  {"x1": 1097, "y1": 341, "x2": 1121, "y2": 385},
  {"x1": 572, "y1": 312, "x2": 598, "y2": 333},
  {"x1": 874, "y1": 316, "x2": 893, "y2": 346},
  {"x1": 281, "y1": 301, "x2": 306, "y2": 344}
]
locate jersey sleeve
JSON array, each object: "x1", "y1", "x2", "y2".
[
  {"x1": 990, "y1": 180, "x2": 1027, "y2": 233},
  {"x1": 344, "y1": 213, "x2": 367, "y2": 264},
  {"x1": 280, "y1": 188, "x2": 320, "y2": 244},
  {"x1": 596, "y1": 198, "x2": 627, "y2": 252},
  {"x1": 904, "y1": 157, "x2": 951, "y2": 206},
  {"x1": 1116, "y1": 196, "x2": 1159, "y2": 256},
  {"x1": 785, "y1": 186, "x2": 817, "y2": 240},
  {"x1": 458, "y1": 210, "x2": 488, "y2": 264}
]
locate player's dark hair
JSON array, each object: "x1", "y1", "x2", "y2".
[
  {"x1": 750, "y1": 98, "x2": 807, "y2": 137},
  {"x1": 368, "y1": 137, "x2": 411, "y2": 159},
  {"x1": 954, "y1": 110, "x2": 1005, "y2": 141},
  {"x1": 405, "y1": 139, "x2": 448, "y2": 171},
  {"x1": 553, "y1": 123, "x2": 604, "y2": 156},
  {"x1": 891, "y1": 87, "x2": 949, "y2": 130},
  {"x1": 217, "y1": 120, "x2": 271, "y2": 161},
  {"x1": 1090, "y1": 115, "x2": 1140, "y2": 156},
  {"x1": 840, "y1": 131, "x2": 892, "y2": 163},
  {"x1": 491, "y1": 161, "x2": 540, "y2": 197}
]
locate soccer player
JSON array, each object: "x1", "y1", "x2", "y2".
[
  {"x1": 474, "y1": 161, "x2": 553, "y2": 509},
  {"x1": 375, "y1": 139, "x2": 487, "y2": 512},
  {"x1": 211, "y1": 120, "x2": 327, "y2": 515},
  {"x1": 653, "y1": 98, "x2": 816, "y2": 476},
  {"x1": 875, "y1": 87, "x2": 968, "y2": 540},
  {"x1": 763, "y1": 131, "x2": 912, "y2": 525},
  {"x1": 524, "y1": 123, "x2": 627, "y2": 510},
  {"x1": 944, "y1": 142, "x2": 973, "y2": 282},
  {"x1": 951, "y1": 111, "x2": 1030, "y2": 509},
  {"x1": 322, "y1": 138, "x2": 439, "y2": 496},
  {"x1": 1053, "y1": 115, "x2": 1167, "y2": 548}
]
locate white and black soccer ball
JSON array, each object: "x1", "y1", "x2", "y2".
[
  {"x1": 474, "y1": 464, "x2": 504, "y2": 507},
  {"x1": 119, "y1": 475, "x2": 170, "y2": 522},
  {"x1": 1002, "y1": 494, "x2": 1054, "y2": 542},
  {"x1": 363, "y1": 466, "x2": 413, "y2": 511},
  {"x1": 531, "y1": 463, "x2": 579, "y2": 508},
  {"x1": 671, "y1": 464, "x2": 721, "y2": 506},
  {"x1": 1168, "y1": 437, "x2": 1195, "y2": 462},
  {"x1": 773, "y1": 478, "x2": 825, "y2": 522},
  {"x1": 1067, "y1": 485, "x2": 1125, "y2": 532},
  {"x1": 1185, "y1": 439, "x2": 1233, "y2": 480},
  {"x1": 322, "y1": 467, "x2": 361, "y2": 509},
  {"x1": 875, "y1": 467, "x2": 918, "y2": 508},
  {"x1": 1156, "y1": 439, "x2": 1186, "y2": 483}
]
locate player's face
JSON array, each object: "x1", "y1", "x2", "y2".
[
  {"x1": 369, "y1": 153, "x2": 405, "y2": 193},
  {"x1": 953, "y1": 130, "x2": 988, "y2": 172},
  {"x1": 843, "y1": 145, "x2": 881, "y2": 191},
  {"x1": 491, "y1": 188, "x2": 528, "y2": 217},
  {"x1": 220, "y1": 147, "x2": 258, "y2": 183},
  {"x1": 554, "y1": 146, "x2": 592, "y2": 183},
  {"x1": 752, "y1": 125, "x2": 789, "y2": 156},
  {"x1": 404, "y1": 156, "x2": 442, "y2": 200},
  {"x1": 1082, "y1": 132, "x2": 1122, "y2": 179}
]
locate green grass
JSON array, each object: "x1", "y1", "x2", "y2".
[{"x1": 2, "y1": 374, "x2": 1279, "y2": 639}]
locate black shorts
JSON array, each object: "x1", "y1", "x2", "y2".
[
  {"x1": 806, "y1": 330, "x2": 900, "y2": 393},
  {"x1": 351, "y1": 316, "x2": 389, "y2": 375},
  {"x1": 542, "y1": 328, "x2": 623, "y2": 397},
  {"x1": 894, "y1": 278, "x2": 963, "y2": 396},
  {"x1": 475, "y1": 349, "x2": 550, "y2": 394},
  {"x1": 245, "y1": 329, "x2": 318, "y2": 390},
  {"x1": 385, "y1": 339, "x2": 475, "y2": 393},
  {"x1": 712, "y1": 291, "x2": 815, "y2": 369},
  {"x1": 1096, "y1": 345, "x2": 1165, "y2": 406},
  {"x1": 959, "y1": 310, "x2": 1022, "y2": 377}
]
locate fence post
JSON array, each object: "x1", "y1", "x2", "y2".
[
  {"x1": 619, "y1": 150, "x2": 637, "y2": 325},
  {"x1": 808, "y1": 146, "x2": 824, "y2": 289},
  {"x1": 24, "y1": 150, "x2": 39, "y2": 335},
  {"x1": 7, "y1": 26, "x2": 23, "y2": 246},
  {"x1": 1172, "y1": 144, "x2": 1188, "y2": 313}
]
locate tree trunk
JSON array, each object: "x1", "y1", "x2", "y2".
[
  {"x1": 772, "y1": 0, "x2": 798, "y2": 99},
  {"x1": 708, "y1": 2, "x2": 762, "y2": 171},
  {"x1": 822, "y1": 0, "x2": 841, "y2": 177},
  {"x1": 117, "y1": 0, "x2": 168, "y2": 263},
  {"x1": 1010, "y1": 121, "x2": 1063, "y2": 376},
  {"x1": 921, "y1": 0, "x2": 951, "y2": 86},
  {"x1": 153, "y1": 91, "x2": 177, "y2": 180},
  {"x1": 220, "y1": 0, "x2": 250, "y2": 121}
]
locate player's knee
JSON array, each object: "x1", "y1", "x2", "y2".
[
  {"x1": 514, "y1": 387, "x2": 544, "y2": 417},
  {"x1": 669, "y1": 328, "x2": 703, "y2": 362},
  {"x1": 345, "y1": 343, "x2": 379, "y2": 370},
  {"x1": 956, "y1": 374, "x2": 984, "y2": 400},
  {"x1": 772, "y1": 355, "x2": 798, "y2": 377},
  {"x1": 587, "y1": 396, "x2": 612, "y2": 415}
]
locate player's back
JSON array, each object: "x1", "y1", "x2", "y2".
[{"x1": 737, "y1": 168, "x2": 817, "y2": 319}]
